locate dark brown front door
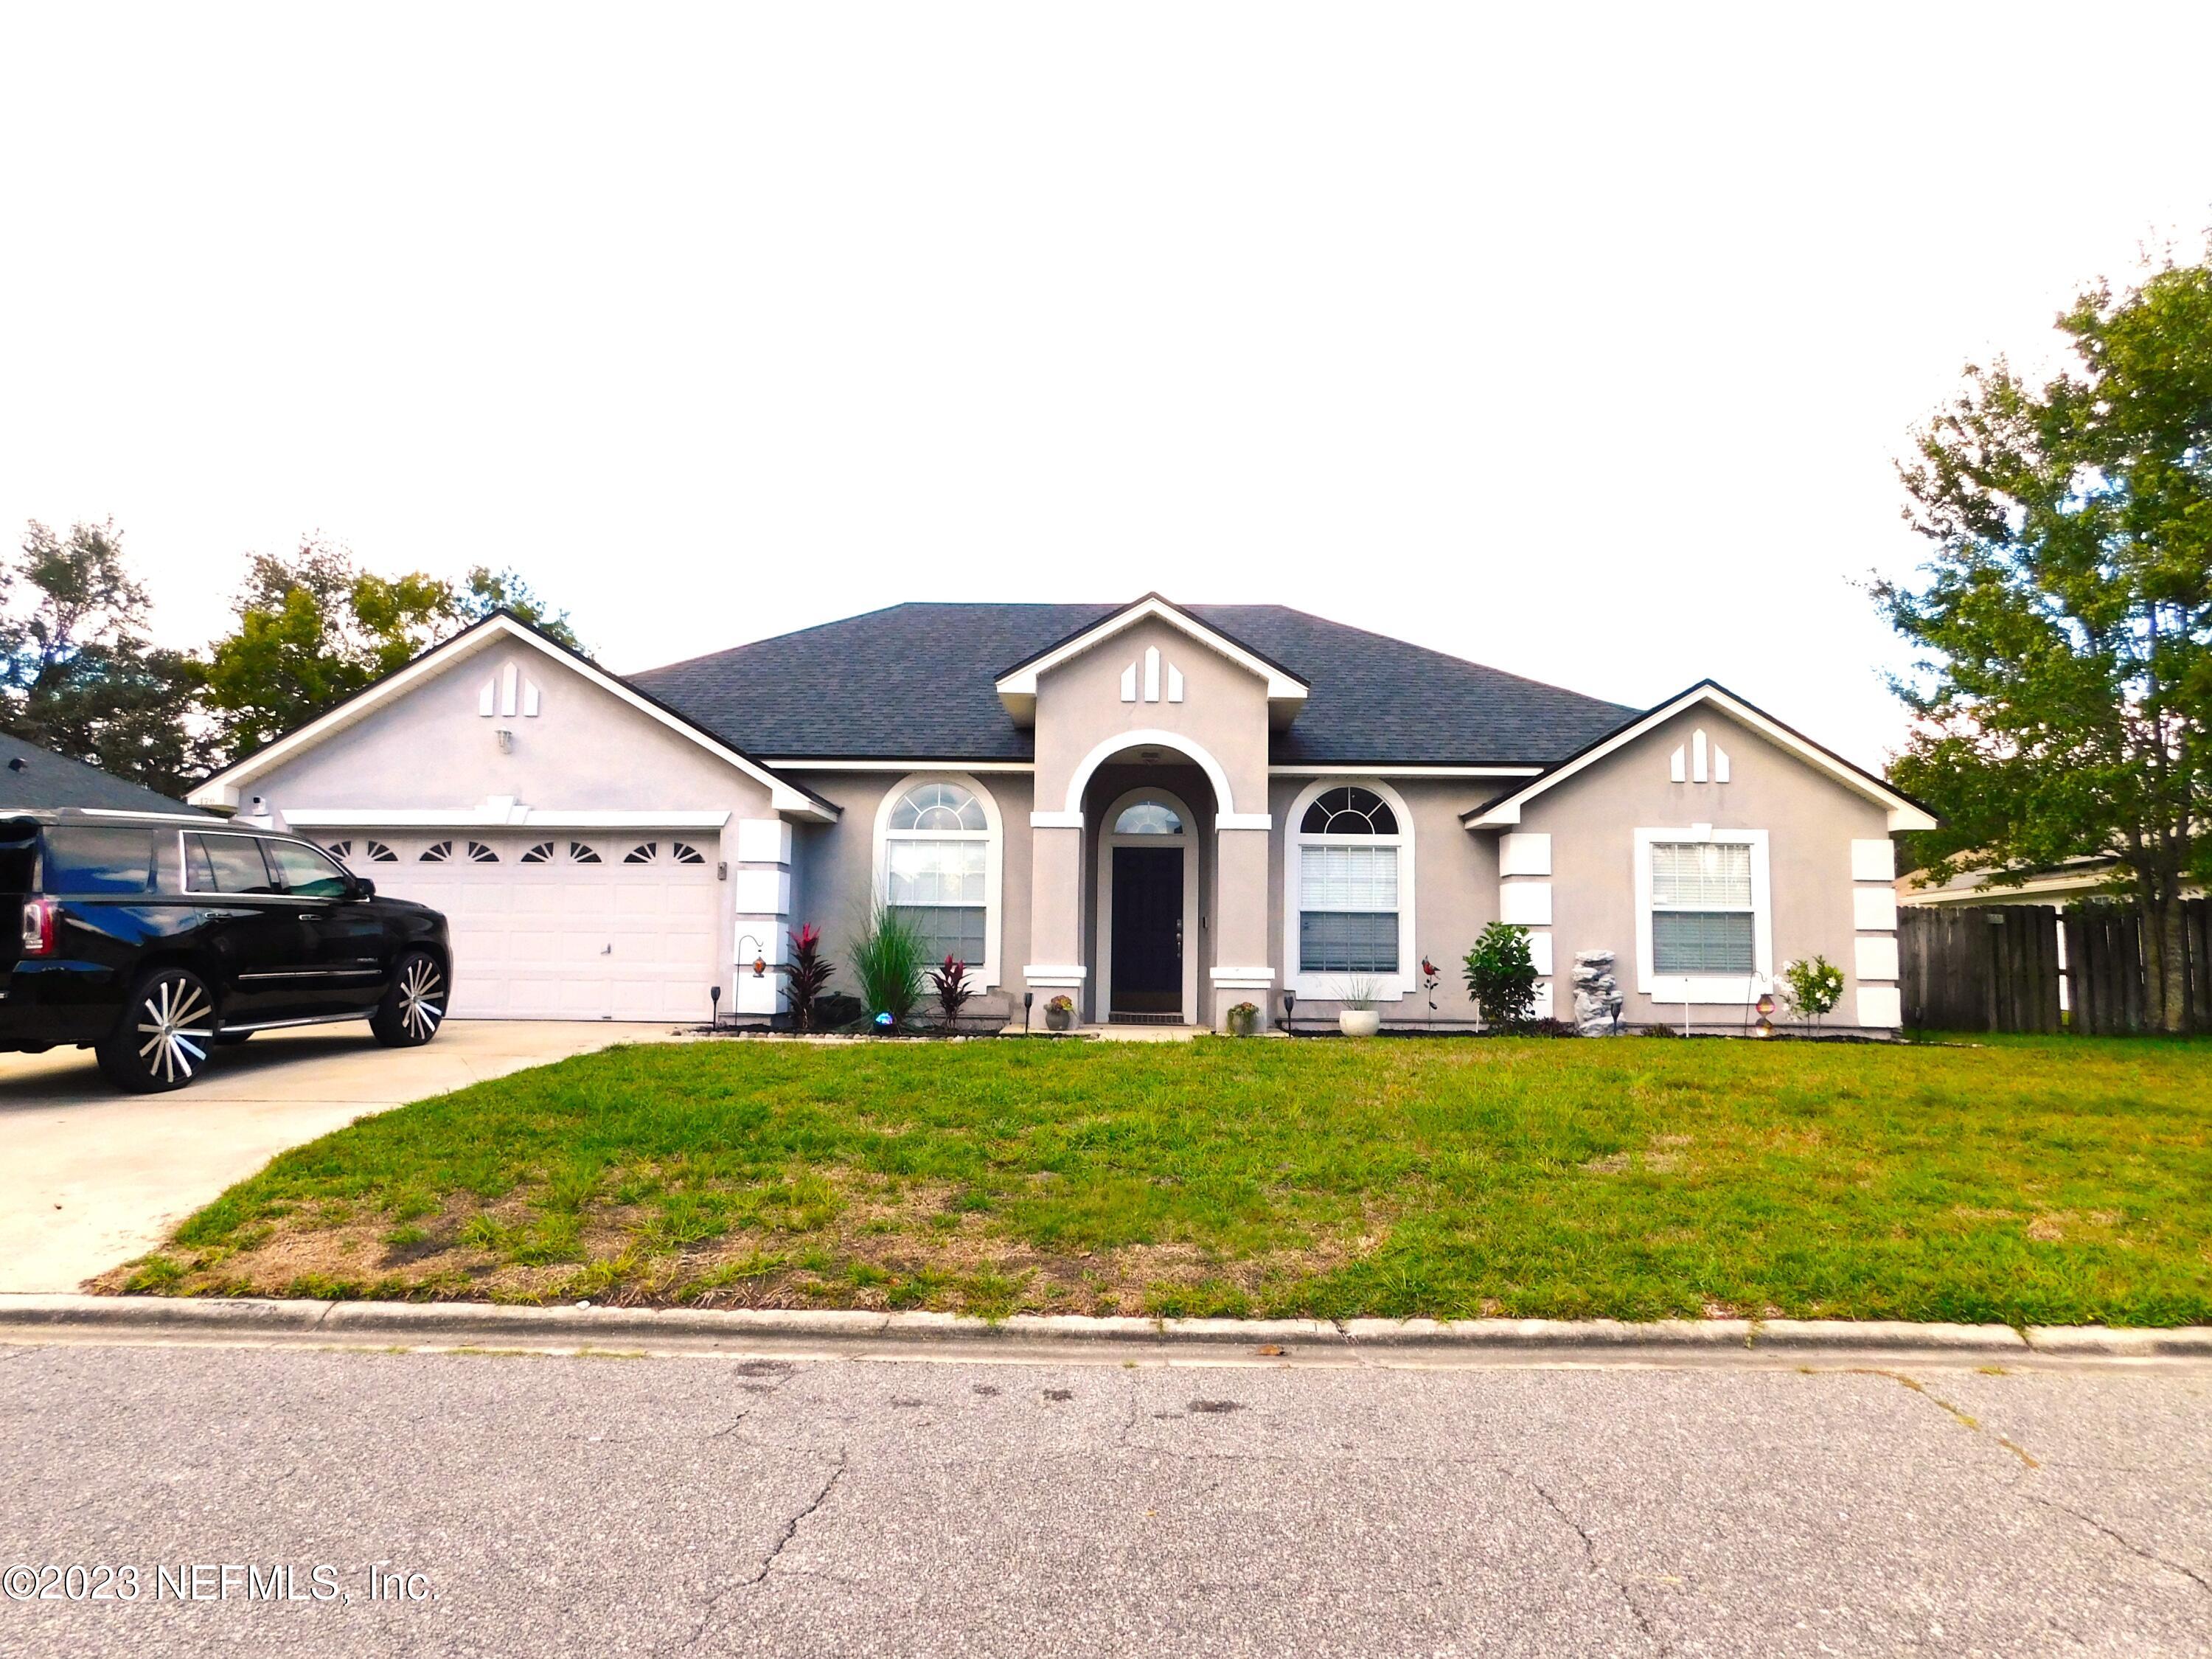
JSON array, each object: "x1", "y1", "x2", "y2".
[{"x1": 1110, "y1": 846, "x2": 1183, "y2": 1016}]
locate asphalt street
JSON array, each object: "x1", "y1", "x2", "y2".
[{"x1": 0, "y1": 1340, "x2": 2205, "y2": 1658}]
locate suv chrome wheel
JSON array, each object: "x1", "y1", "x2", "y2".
[
  {"x1": 97, "y1": 968, "x2": 218, "y2": 1093},
  {"x1": 372, "y1": 950, "x2": 447, "y2": 1047}
]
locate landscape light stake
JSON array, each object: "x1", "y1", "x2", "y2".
[
  {"x1": 1023, "y1": 990, "x2": 1034, "y2": 1034},
  {"x1": 1281, "y1": 987, "x2": 1297, "y2": 1035}
]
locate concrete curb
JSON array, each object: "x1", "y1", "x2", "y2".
[{"x1": 4, "y1": 1294, "x2": 2210, "y2": 1363}]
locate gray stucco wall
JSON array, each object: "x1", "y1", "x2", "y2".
[
  {"x1": 788, "y1": 768, "x2": 1035, "y2": 1023},
  {"x1": 1265, "y1": 775, "x2": 1501, "y2": 1028},
  {"x1": 1509, "y1": 705, "x2": 1893, "y2": 1032}
]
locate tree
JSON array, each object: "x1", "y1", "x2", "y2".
[
  {"x1": 0, "y1": 521, "x2": 209, "y2": 796},
  {"x1": 201, "y1": 539, "x2": 459, "y2": 759},
  {"x1": 457, "y1": 566, "x2": 582, "y2": 652},
  {"x1": 1461, "y1": 921, "x2": 1539, "y2": 1029},
  {"x1": 1876, "y1": 254, "x2": 2212, "y2": 1032}
]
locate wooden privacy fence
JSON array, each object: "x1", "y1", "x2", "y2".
[{"x1": 1899, "y1": 899, "x2": 2211, "y2": 1034}]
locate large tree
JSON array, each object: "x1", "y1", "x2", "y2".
[
  {"x1": 1877, "y1": 255, "x2": 2212, "y2": 1032},
  {"x1": 457, "y1": 565, "x2": 583, "y2": 651},
  {"x1": 0, "y1": 521, "x2": 209, "y2": 796},
  {"x1": 201, "y1": 542, "x2": 585, "y2": 761},
  {"x1": 201, "y1": 539, "x2": 460, "y2": 759}
]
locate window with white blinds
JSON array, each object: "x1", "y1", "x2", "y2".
[
  {"x1": 880, "y1": 778, "x2": 998, "y2": 974},
  {"x1": 1649, "y1": 841, "x2": 1755, "y2": 974},
  {"x1": 1297, "y1": 835, "x2": 1400, "y2": 973}
]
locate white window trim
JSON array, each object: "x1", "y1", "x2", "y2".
[
  {"x1": 1633, "y1": 827, "x2": 1772, "y2": 1004},
  {"x1": 1284, "y1": 777, "x2": 1416, "y2": 1003},
  {"x1": 1093, "y1": 787, "x2": 1202, "y2": 1025},
  {"x1": 874, "y1": 772, "x2": 1004, "y2": 990}
]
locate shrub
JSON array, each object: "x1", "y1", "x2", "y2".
[
  {"x1": 928, "y1": 956, "x2": 975, "y2": 1028},
  {"x1": 782, "y1": 924, "x2": 835, "y2": 1032},
  {"x1": 1335, "y1": 976, "x2": 1378, "y2": 1011},
  {"x1": 1780, "y1": 955, "x2": 1846, "y2": 1029},
  {"x1": 852, "y1": 906, "x2": 926, "y2": 1031},
  {"x1": 1462, "y1": 922, "x2": 1538, "y2": 1029}
]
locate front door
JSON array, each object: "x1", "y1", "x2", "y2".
[{"x1": 1110, "y1": 846, "x2": 1183, "y2": 1018}]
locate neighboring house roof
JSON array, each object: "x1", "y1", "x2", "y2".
[
  {"x1": 1461, "y1": 680, "x2": 1940, "y2": 833},
  {"x1": 1898, "y1": 857, "x2": 2204, "y2": 907},
  {"x1": 632, "y1": 602, "x2": 1639, "y2": 766},
  {"x1": 186, "y1": 611, "x2": 839, "y2": 822},
  {"x1": 0, "y1": 731, "x2": 204, "y2": 816}
]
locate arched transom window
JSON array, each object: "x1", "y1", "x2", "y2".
[
  {"x1": 1113, "y1": 801, "x2": 1183, "y2": 835},
  {"x1": 1286, "y1": 780, "x2": 1414, "y2": 999},
  {"x1": 878, "y1": 776, "x2": 1001, "y2": 981}
]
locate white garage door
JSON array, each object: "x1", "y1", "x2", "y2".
[{"x1": 324, "y1": 832, "x2": 722, "y2": 1023}]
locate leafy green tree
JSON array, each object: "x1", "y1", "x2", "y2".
[
  {"x1": 1461, "y1": 921, "x2": 1539, "y2": 1029},
  {"x1": 1877, "y1": 254, "x2": 2212, "y2": 1032},
  {"x1": 458, "y1": 566, "x2": 582, "y2": 652},
  {"x1": 0, "y1": 521, "x2": 209, "y2": 796},
  {"x1": 201, "y1": 540, "x2": 459, "y2": 759}
]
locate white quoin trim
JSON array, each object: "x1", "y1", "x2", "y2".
[
  {"x1": 188, "y1": 613, "x2": 838, "y2": 824},
  {"x1": 1062, "y1": 728, "x2": 1239, "y2": 817},
  {"x1": 1464, "y1": 683, "x2": 1937, "y2": 832}
]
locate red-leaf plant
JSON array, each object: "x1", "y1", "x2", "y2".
[
  {"x1": 782, "y1": 924, "x2": 835, "y2": 1032},
  {"x1": 927, "y1": 956, "x2": 974, "y2": 1029}
]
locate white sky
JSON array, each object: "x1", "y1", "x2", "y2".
[{"x1": 3, "y1": 3, "x2": 2207, "y2": 769}]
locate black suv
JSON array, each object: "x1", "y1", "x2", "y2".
[{"x1": 0, "y1": 810, "x2": 452, "y2": 1092}]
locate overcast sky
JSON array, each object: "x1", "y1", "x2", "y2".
[{"x1": 3, "y1": 3, "x2": 2207, "y2": 768}]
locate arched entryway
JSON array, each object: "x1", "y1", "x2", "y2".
[{"x1": 1093, "y1": 786, "x2": 1200, "y2": 1024}]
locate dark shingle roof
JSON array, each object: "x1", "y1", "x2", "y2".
[
  {"x1": 630, "y1": 602, "x2": 1637, "y2": 767},
  {"x1": 0, "y1": 731, "x2": 203, "y2": 815}
]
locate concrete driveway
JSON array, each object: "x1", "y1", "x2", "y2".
[{"x1": 0, "y1": 1020, "x2": 689, "y2": 1293}]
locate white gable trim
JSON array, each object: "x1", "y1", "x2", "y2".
[
  {"x1": 995, "y1": 596, "x2": 1308, "y2": 717},
  {"x1": 187, "y1": 615, "x2": 837, "y2": 823},
  {"x1": 1461, "y1": 684, "x2": 1936, "y2": 832}
]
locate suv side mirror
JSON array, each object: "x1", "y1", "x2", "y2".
[{"x1": 352, "y1": 876, "x2": 376, "y2": 900}]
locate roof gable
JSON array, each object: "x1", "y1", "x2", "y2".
[
  {"x1": 992, "y1": 594, "x2": 1308, "y2": 726},
  {"x1": 188, "y1": 612, "x2": 837, "y2": 821},
  {"x1": 1461, "y1": 681, "x2": 1938, "y2": 832}
]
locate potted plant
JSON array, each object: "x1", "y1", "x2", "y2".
[
  {"x1": 1335, "y1": 978, "x2": 1380, "y2": 1037},
  {"x1": 1044, "y1": 993, "x2": 1076, "y2": 1032},
  {"x1": 1225, "y1": 1000, "x2": 1260, "y2": 1037},
  {"x1": 780, "y1": 923, "x2": 835, "y2": 1032}
]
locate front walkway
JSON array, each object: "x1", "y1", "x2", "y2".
[{"x1": 0, "y1": 1020, "x2": 691, "y2": 1293}]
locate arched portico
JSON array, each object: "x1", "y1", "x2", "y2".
[{"x1": 1060, "y1": 727, "x2": 1238, "y2": 820}]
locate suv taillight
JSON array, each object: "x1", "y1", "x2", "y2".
[{"x1": 20, "y1": 897, "x2": 56, "y2": 958}]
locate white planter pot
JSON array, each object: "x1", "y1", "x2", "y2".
[{"x1": 1338, "y1": 1009, "x2": 1381, "y2": 1038}]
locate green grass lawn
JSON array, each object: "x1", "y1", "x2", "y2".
[{"x1": 117, "y1": 1034, "x2": 2212, "y2": 1326}]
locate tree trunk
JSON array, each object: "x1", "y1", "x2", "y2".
[{"x1": 2142, "y1": 887, "x2": 2191, "y2": 1034}]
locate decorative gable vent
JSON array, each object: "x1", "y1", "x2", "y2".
[
  {"x1": 1669, "y1": 728, "x2": 1731, "y2": 785},
  {"x1": 1118, "y1": 645, "x2": 1187, "y2": 706},
  {"x1": 478, "y1": 661, "x2": 543, "y2": 719}
]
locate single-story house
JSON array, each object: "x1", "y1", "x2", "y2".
[
  {"x1": 186, "y1": 596, "x2": 1933, "y2": 1032},
  {"x1": 0, "y1": 730, "x2": 205, "y2": 816}
]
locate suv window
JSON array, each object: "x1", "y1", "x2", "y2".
[
  {"x1": 265, "y1": 839, "x2": 351, "y2": 899},
  {"x1": 187, "y1": 832, "x2": 279, "y2": 895},
  {"x1": 42, "y1": 827, "x2": 157, "y2": 894}
]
